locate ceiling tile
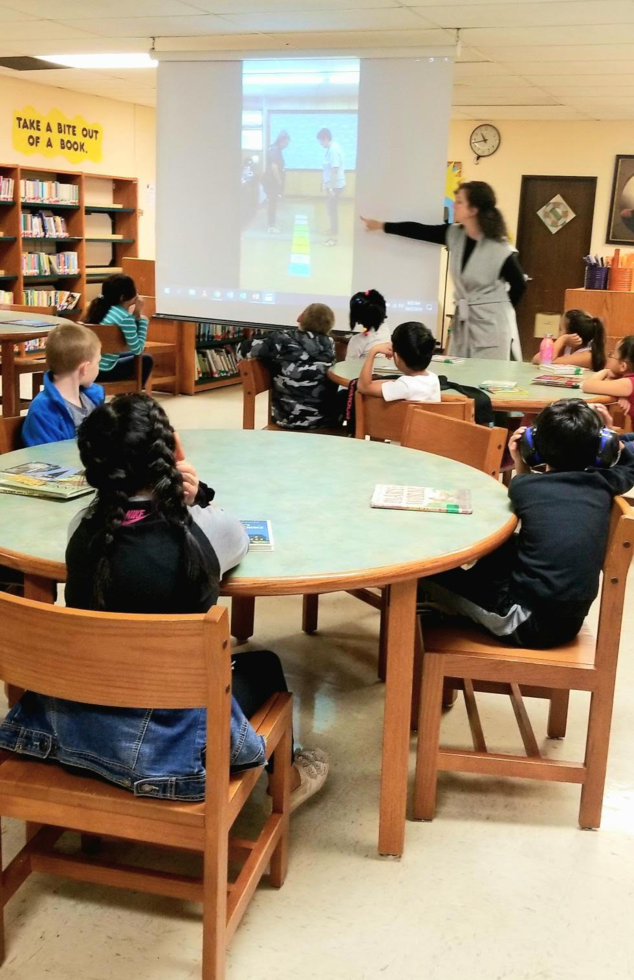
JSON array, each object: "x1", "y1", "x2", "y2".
[
  {"x1": 414, "y1": 1, "x2": 634, "y2": 29},
  {"x1": 453, "y1": 90, "x2": 559, "y2": 106},
  {"x1": 187, "y1": 0, "x2": 402, "y2": 9},
  {"x1": 4, "y1": 0, "x2": 204, "y2": 14},
  {"x1": 457, "y1": 104, "x2": 590, "y2": 119},
  {"x1": 0, "y1": 20, "x2": 99, "y2": 40},
  {"x1": 0, "y1": 4, "x2": 37, "y2": 20},
  {"x1": 475, "y1": 44, "x2": 634, "y2": 63},
  {"x1": 454, "y1": 61, "x2": 517, "y2": 79},
  {"x1": 223, "y1": 8, "x2": 435, "y2": 32},
  {"x1": 56, "y1": 14, "x2": 245, "y2": 37},
  {"x1": 463, "y1": 24, "x2": 634, "y2": 47},
  {"x1": 506, "y1": 60, "x2": 634, "y2": 76},
  {"x1": 455, "y1": 75, "x2": 544, "y2": 89}
]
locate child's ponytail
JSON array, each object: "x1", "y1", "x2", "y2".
[
  {"x1": 589, "y1": 316, "x2": 606, "y2": 372},
  {"x1": 349, "y1": 289, "x2": 387, "y2": 333},
  {"x1": 86, "y1": 273, "x2": 137, "y2": 325}
]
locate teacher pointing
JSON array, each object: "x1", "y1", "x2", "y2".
[{"x1": 361, "y1": 181, "x2": 526, "y2": 361}]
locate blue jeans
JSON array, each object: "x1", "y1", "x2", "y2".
[{"x1": 0, "y1": 650, "x2": 287, "y2": 801}]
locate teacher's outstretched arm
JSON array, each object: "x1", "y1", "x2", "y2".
[{"x1": 360, "y1": 216, "x2": 447, "y2": 245}]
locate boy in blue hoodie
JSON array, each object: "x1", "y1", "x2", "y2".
[{"x1": 22, "y1": 322, "x2": 104, "y2": 447}]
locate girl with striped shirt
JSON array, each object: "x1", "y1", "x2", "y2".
[{"x1": 87, "y1": 273, "x2": 153, "y2": 386}]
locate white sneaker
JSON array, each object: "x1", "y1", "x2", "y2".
[
  {"x1": 268, "y1": 225, "x2": 281, "y2": 234},
  {"x1": 324, "y1": 238, "x2": 337, "y2": 247},
  {"x1": 290, "y1": 748, "x2": 329, "y2": 813}
]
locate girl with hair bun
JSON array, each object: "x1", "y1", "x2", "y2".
[
  {"x1": 360, "y1": 181, "x2": 526, "y2": 361},
  {"x1": 0, "y1": 394, "x2": 329, "y2": 811},
  {"x1": 345, "y1": 288, "x2": 392, "y2": 360}
]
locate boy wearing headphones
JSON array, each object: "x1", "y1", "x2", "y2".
[{"x1": 419, "y1": 399, "x2": 634, "y2": 649}]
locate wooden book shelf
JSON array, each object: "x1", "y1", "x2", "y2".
[{"x1": 0, "y1": 162, "x2": 138, "y2": 320}]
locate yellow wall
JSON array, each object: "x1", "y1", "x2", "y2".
[
  {"x1": 0, "y1": 74, "x2": 155, "y2": 258},
  {"x1": 448, "y1": 119, "x2": 634, "y2": 257}
]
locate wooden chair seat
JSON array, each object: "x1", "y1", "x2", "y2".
[{"x1": 423, "y1": 623, "x2": 595, "y2": 670}]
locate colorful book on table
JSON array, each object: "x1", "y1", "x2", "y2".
[
  {"x1": 532, "y1": 375, "x2": 582, "y2": 389},
  {"x1": 0, "y1": 461, "x2": 93, "y2": 500},
  {"x1": 241, "y1": 520, "x2": 274, "y2": 551},
  {"x1": 371, "y1": 485, "x2": 472, "y2": 515}
]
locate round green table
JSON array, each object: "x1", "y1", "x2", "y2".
[
  {"x1": 0, "y1": 430, "x2": 516, "y2": 857},
  {"x1": 329, "y1": 356, "x2": 612, "y2": 413}
]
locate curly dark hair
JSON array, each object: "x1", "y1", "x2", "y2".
[
  {"x1": 77, "y1": 393, "x2": 213, "y2": 610},
  {"x1": 459, "y1": 181, "x2": 508, "y2": 241}
]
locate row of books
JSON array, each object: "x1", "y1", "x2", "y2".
[
  {"x1": 22, "y1": 251, "x2": 79, "y2": 276},
  {"x1": 22, "y1": 212, "x2": 69, "y2": 238},
  {"x1": 23, "y1": 289, "x2": 81, "y2": 311},
  {"x1": 195, "y1": 345, "x2": 240, "y2": 380},
  {"x1": 0, "y1": 289, "x2": 13, "y2": 304},
  {"x1": 195, "y1": 322, "x2": 244, "y2": 342},
  {"x1": 0, "y1": 176, "x2": 13, "y2": 202},
  {"x1": 20, "y1": 179, "x2": 79, "y2": 205}
]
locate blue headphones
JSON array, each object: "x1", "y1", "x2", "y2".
[{"x1": 520, "y1": 424, "x2": 621, "y2": 469}]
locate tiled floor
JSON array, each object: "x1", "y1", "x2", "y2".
[{"x1": 2, "y1": 387, "x2": 634, "y2": 980}]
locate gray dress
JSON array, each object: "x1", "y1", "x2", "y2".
[{"x1": 447, "y1": 225, "x2": 522, "y2": 361}]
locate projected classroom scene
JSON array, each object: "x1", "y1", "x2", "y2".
[{"x1": 240, "y1": 59, "x2": 359, "y2": 300}]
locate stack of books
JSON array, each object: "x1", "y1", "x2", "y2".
[
  {"x1": 195, "y1": 345, "x2": 239, "y2": 380},
  {"x1": 0, "y1": 289, "x2": 14, "y2": 304},
  {"x1": 196, "y1": 322, "x2": 243, "y2": 342},
  {"x1": 20, "y1": 180, "x2": 79, "y2": 205},
  {"x1": 22, "y1": 212, "x2": 69, "y2": 238},
  {"x1": 23, "y1": 289, "x2": 80, "y2": 311},
  {"x1": 0, "y1": 176, "x2": 14, "y2": 202},
  {"x1": 22, "y1": 252, "x2": 79, "y2": 276}
]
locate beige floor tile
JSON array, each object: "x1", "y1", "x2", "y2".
[{"x1": 2, "y1": 388, "x2": 634, "y2": 980}]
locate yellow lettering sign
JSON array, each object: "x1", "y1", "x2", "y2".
[{"x1": 13, "y1": 106, "x2": 103, "y2": 164}]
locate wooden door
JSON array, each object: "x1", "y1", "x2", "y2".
[{"x1": 515, "y1": 175, "x2": 596, "y2": 360}]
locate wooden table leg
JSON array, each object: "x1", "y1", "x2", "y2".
[
  {"x1": 231, "y1": 596, "x2": 255, "y2": 644},
  {"x1": 379, "y1": 577, "x2": 417, "y2": 858},
  {"x1": 1, "y1": 340, "x2": 17, "y2": 418},
  {"x1": 302, "y1": 594, "x2": 319, "y2": 634}
]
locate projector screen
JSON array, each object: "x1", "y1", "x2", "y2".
[{"x1": 156, "y1": 55, "x2": 453, "y2": 332}]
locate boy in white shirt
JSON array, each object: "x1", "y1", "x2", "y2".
[{"x1": 357, "y1": 321, "x2": 440, "y2": 403}]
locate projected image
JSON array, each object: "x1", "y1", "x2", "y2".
[{"x1": 240, "y1": 59, "x2": 359, "y2": 300}]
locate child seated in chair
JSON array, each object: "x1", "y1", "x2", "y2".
[
  {"x1": 419, "y1": 399, "x2": 634, "y2": 649},
  {"x1": 240, "y1": 303, "x2": 339, "y2": 430},
  {"x1": 22, "y1": 322, "x2": 104, "y2": 447},
  {"x1": 357, "y1": 321, "x2": 440, "y2": 403}
]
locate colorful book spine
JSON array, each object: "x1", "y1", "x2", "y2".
[
  {"x1": 0, "y1": 176, "x2": 14, "y2": 202},
  {"x1": 20, "y1": 179, "x2": 78, "y2": 205},
  {"x1": 0, "y1": 289, "x2": 14, "y2": 304}
]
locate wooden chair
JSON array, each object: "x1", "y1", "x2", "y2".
[
  {"x1": 141, "y1": 295, "x2": 181, "y2": 394},
  {"x1": 85, "y1": 323, "x2": 149, "y2": 396},
  {"x1": 239, "y1": 358, "x2": 344, "y2": 435},
  {"x1": 354, "y1": 391, "x2": 474, "y2": 441},
  {"x1": 239, "y1": 358, "x2": 282, "y2": 430},
  {"x1": 0, "y1": 415, "x2": 23, "y2": 454},
  {"x1": 401, "y1": 404, "x2": 508, "y2": 479},
  {"x1": 0, "y1": 596, "x2": 292, "y2": 979},
  {"x1": 413, "y1": 496, "x2": 634, "y2": 829},
  {"x1": 0, "y1": 305, "x2": 48, "y2": 407}
]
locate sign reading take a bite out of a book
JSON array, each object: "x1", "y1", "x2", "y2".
[{"x1": 12, "y1": 105, "x2": 103, "y2": 164}]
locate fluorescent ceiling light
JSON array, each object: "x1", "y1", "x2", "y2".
[{"x1": 37, "y1": 53, "x2": 157, "y2": 69}]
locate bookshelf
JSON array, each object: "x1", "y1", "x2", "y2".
[{"x1": 0, "y1": 162, "x2": 138, "y2": 317}]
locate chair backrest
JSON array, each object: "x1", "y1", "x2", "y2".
[
  {"x1": 239, "y1": 358, "x2": 273, "y2": 429},
  {"x1": 594, "y1": 496, "x2": 634, "y2": 673},
  {"x1": 0, "y1": 415, "x2": 23, "y2": 454},
  {"x1": 354, "y1": 391, "x2": 473, "y2": 442},
  {"x1": 401, "y1": 404, "x2": 508, "y2": 478},
  {"x1": 0, "y1": 592, "x2": 230, "y2": 710},
  {"x1": 83, "y1": 323, "x2": 143, "y2": 392}
]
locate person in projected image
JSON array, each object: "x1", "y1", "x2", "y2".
[
  {"x1": 361, "y1": 181, "x2": 526, "y2": 360},
  {"x1": 264, "y1": 130, "x2": 290, "y2": 234},
  {"x1": 317, "y1": 128, "x2": 346, "y2": 247}
]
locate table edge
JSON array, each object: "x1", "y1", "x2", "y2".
[{"x1": 0, "y1": 513, "x2": 517, "y2": 593}]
